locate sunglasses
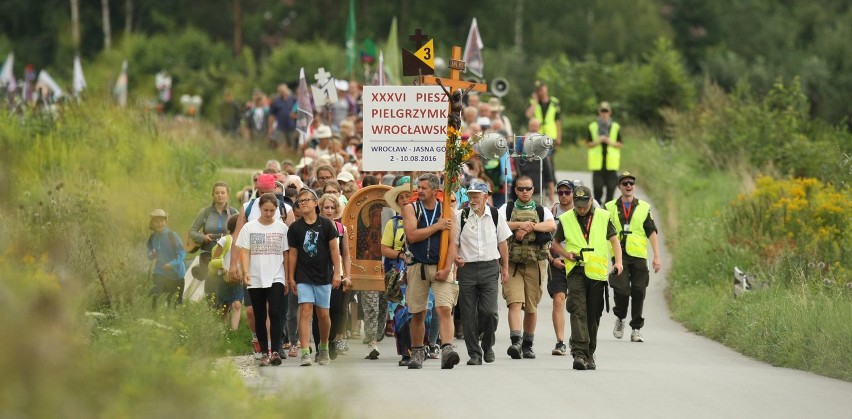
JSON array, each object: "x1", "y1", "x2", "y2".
[
  {"x1": 621, "y1": 181, "x2": 635, "y2": 187},
  {"x1": 599, "y1": 109, "x2": 610, "y2": 113},
  {"x1": 557, "y1": 190, "x2": 573, "y2": 196},
  {"x1": 516, "y1": 186, "x2": 533, "y2": 192}
]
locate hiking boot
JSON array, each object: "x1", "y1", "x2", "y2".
[
  {"x1": 631, "y1": 329, "x2": 644, "y2": 342},
  {"x1": 507, "y1": 342, "x2": 522, "y2": 359},
  {"x1": 427, "y1": 344, "x2": 441, "y2": 359},
  {"x1": 552, "y1": 341, "x2": 568, "y2": 356},
  {"x1": 398, "y1": 356, "x2": 411, "y2": 367},
  {"x1": 252, "y1": 338, "x2": 262, "y2": 360},
  {"x1": 270, "y1": 351, "x2": 282, "y2": 366},
  {"x1": 318, "y1": 349, "x2": 331, "y2": 365},
  {"x1": 408, "y1": 347, "x2": 425, "y2": 369},
  {"x1": 613, "y1": 318, "x2": 625, "y2": 339},
  {"x1": 259, "y1": 354, "x2": 271, "y2": 367},
  {"x1": 572, "y1": 355, "x2": 588, "y2": 370},
  {"x1": 483, "y1": 348, "x2": 495, "y2": 363},
  {"x1": 522, "y1": 341, "x2": 536, "y2": 359},
  {"x1": 587, "y1": 355, "x2": 597, "y2": 370},
  {"x1": 440, "y1": 345, "x2": 460, "y2": 369},
  {"x1": 300, "y1": 352, "x2": 313, "y2": 366},
  {"x1": 366, "y1": 344, "x2": 380, "y2": 360},
  {"x1": 466, "y1": 357, "x2": 482, "y2": 366}
]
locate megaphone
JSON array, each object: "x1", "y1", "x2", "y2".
[
  {"x1": 476, "y1": 132, "x2": 509, "y2": 159},
  {"x1": 523, "y1": 133, "x2": 553, "y2": 159},
  {"x1": 490, "y1": 78, "x2": 510, "y2": 98}
]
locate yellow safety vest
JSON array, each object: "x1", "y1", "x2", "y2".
[
  {"x1": 587, "y1": 121, "x2": 621, "y2": 171},
  {"x1": 531, "y1": 97, "x2": 560, "y2": 139},
  {"x1": 605, "y1": 199, "x2": 650, "y2": 259},
  {"x1": 558, "y1": 208, "x2": 611, "y2": 281}
]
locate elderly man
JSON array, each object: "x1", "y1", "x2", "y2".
[
  {"x1": 500, "y1": 175, "x2": 557, "y2": 359},
  {"x1": 402, "y1": 173, "x2": 460, "y2": 369},
  {"x1": 551, "y1": 186, "x2": 623, "y2": 370},
  {"x1": 454, "y1": 180, "x2": 511, "y2": 365}
]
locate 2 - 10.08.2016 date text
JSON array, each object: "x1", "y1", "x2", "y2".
[{"x1": 389, "y1": 155, "x2": 438, "y2": 162}]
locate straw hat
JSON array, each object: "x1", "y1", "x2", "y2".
[{"x1": 385, "y1": 182, "x2": 414, "y2": 214}]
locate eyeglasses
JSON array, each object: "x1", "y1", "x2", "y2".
[
  {"x1": 557, "y1": 190, "x2": 573, "y2": 196},
  {"x1": 621, "y1": 181, "x2": 635, "y2": 187},
  {"x1": 318, "y1": 176, "x2": 334, "y2": 181},
  {"x1": 296, "y1": 198, "x2": 316, "y2": 205},
  {"x1": 599, "y1": 109, "x2": 610, "y2": 113},
  {"x1": 516, "y1": 186, "x2": 533, "y2": 192}
]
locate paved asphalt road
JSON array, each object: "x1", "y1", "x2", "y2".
[{"x1": 244, "y1": 170, "x2": 852, "y2": 419}]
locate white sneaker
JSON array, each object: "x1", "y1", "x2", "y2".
[
  {"x1": 613, "y1": 318, "x2": 625, "y2": 339},
  {"x1": 631, "y1": 329, "x2": 644, "y2": 342}
]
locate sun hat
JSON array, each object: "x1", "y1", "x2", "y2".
[
  {"x1": 315, "y1": 125, "x2": 333, "y2": 139},
  {"x1": 385, "y1": 182, "x2": 414, "y2": 214}
]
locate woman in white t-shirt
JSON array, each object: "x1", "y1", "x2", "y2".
[{"x1": 236, "y1": 193, "x2": 289, "y2": 367}]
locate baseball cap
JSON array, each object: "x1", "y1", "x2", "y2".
[
  {"x1": 336, "y1": 171, "x2": 355, "y2": 183},
  {"x1": 255, "y1": 173, "x2": 277, "y2": 190},
  {"x1": 599, "y1": 101, "x2": 612, "y2": 112},
  {"x1": 477, "y1": 116, "x2": 491, "y2": 129},
  {"x1": 467, "y1": 180, "x2": 490, "y2": 194},
  {"x1": 618, "y1": 171, "x2": 636, "y2": 183},
  {"x1": 573, "y1": 186, "x2": 593, "y2": 207},
  {"x1": 556, "y1": 180, "x2": 575, "y2": 191},
  {"x1": 149, "y1": 209, "x2": 168, "y2": 218}
]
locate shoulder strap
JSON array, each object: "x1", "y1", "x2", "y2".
[
  {"x1": 335, "y1": 220, "x2": 344, "y2": 236},
  {"x1": 246, "y1": 198, "x2": 256, "y2": 218},
  {"x1": 536, "y1": 205, "x2": 545, "y2": 222},
  {"x1": 506, "y1": 200, "x2": 514, "y2": 221},
  {"x1": 460, "y1": 208, "x2": 470, "y2": 232},
  {"x1": 278, "y1": 199, "x2": 288, "y2": 218},
  {"x1": 490, "y1": 206, "x2": 499, "y2": 229}
]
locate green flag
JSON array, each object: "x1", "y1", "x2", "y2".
[
  {"x1": 384, "y1": 17, "x2": 401, "y2": 85},
  {"x1": 345, "y1": 0, "x2": 357, "y2": 76}
]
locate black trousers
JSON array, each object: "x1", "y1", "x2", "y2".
[
  {"x1": 611, "y1": 258, "x2": 649, "y2": 330},
  {"x1": 565, "y1": 271, "x2": 606, "y2": 359},
  {"x1": 592, "y1": 169, "x2": 618, "y2": 204},
  {"x1": 312, "y1": 287, "x2": 345, "y2": 350},
  {"x1": 249, "y1": 283, "x2": 285, "y2": 355},
  {"x1": 457, "y1": 260, "x2": 500, "y2": 359}
]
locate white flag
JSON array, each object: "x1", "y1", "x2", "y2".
[
  {"x1": 73, "y1": 56, "x2": 86, "y2": 96},
  {"x1": 463, "y1": 18, "x2": 484, "y2": 78},
  {"x1": 377, "y1": 51, "x2": 385, "y2": 86},
  {"x1": 296, "y1": 67, "x2": 314, "y2": 139},
  {"x1": 113, "y1": 60, "x2": 128, "y2": 107},
  {"x1": 0, "y1": 52, "x2": 15, "y2": 92},
  {"x1": 35, "y1": 70, "x2": 64, "y2": 99}
]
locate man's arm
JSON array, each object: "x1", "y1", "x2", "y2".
[
  {"x1": 498, "y1": 240, "x2": 509, "y2": 284},
  {"x1": 287, "y1": 248, "x2": 298, "y2": 294},
  {"x1": 435, "y1": 208, "x2": 458, "y2": 282},
  {"x1": 649, "y1": 231, "x2": 661, "y2": 273},
  {"x1": 609, "y1": 235, "x2": 623, "y2": 275},
  {"x1": 402, "y1": 202, "x2": 447, "y2": 243}
]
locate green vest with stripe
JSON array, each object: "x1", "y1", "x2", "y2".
[
  {"x1": 605, "y1": 198, "x2": 650, "y2": 259},
  {"x1": 587, "y1": 121, "x2": 621, "y2": 171},
  {"x1": 558, "y1": 208, "x2": 611, "y2": 281},
  {"x1": 531, "y1": 97, "x2": 560, "y2": 139}
]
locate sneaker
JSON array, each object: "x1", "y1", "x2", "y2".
[
  {"x1": 427, "y1": 344, "x2": 440, "y2": 359},
  {"x1": 318, "y1": 349, "x2": 331, "y2": 365},
  {"x1": 552, "y1": 342, "x2": 568, "y2": 356},
  {"x1": 337, "y1": 340, "x2": 349, "y2": 355},
  {"x1": 483, "y1": 348, "x2": 495, "y2": 363},
  {"x1": 572, "y1": 355, "x2": 588, "y2": 370},
  {"x1": 507, "y1": 342, "x2": 522, "y2": 359},
  {"x1": 613, "y1": 318, "x2": 625, "y2": 339},
  {"x1": 587, "y1": 355, "x2": 597, "y2": 370},
  {"x1": 366, "y1": 344, "x2": 380, "y2": 360},
  {"x1": 408, "y1": 347, "x2": 425, "y2": 369},
  {"x1": 631, "y1": 329, "x2": 644, "y2": 342},
  {"x1": 522, "y1": 344, "x2": 536, "y2": 359},
  {"x1": 270, "y1": 351, "x2": 282, "y2": 366},
  {"x1": 440, "y1": 345, "x2": 460, "y2": 369},
  {"x1": 259, "y1": 354, "x2": 271, "y2": 367},
  {"x1": 398, "y1": 356, "x2": 411, "y2": 367},
  {"x1": 252, "y1": 338, "x2": 262, "y2": 360},
  {"x1": 288, "y1": 344, "x2": 299, "y2": 359},
  {"x1": 300, "y1": 352, "x2": 313, "y2": 366}
]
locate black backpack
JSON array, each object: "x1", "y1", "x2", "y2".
[{"x1": 245, "y1": 197, "x2": 289, "y2": 220}]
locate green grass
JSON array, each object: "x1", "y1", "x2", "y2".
[{"x1": 556, "y1": 125, "x2": 852, "y2": 381}]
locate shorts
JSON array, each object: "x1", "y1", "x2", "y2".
[
  {"x1": 547, "y1": 262, "x2": 568, "y2": 298},
  {"x1": 405, "y1": 263, "x2": 458, "y2": 314},
  {"x1": 217, "y1": 276, "x2": 244, "y2": 306},
  {"x1": 297, "y1": 283, "x2": 333, "y2": 308},
  {"x1": 502, "y1": 260, "x2": 546, "y2": 313}
]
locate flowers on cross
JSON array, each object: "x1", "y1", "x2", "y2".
[{"x1": 444, "y1": 126, "x2": 478, "y2": 193}]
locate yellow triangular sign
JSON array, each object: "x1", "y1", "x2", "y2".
[{"x1": 414, "y1": 39, "x2": 435, "y2": 69}]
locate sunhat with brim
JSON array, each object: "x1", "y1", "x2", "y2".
[
  {"x1": 385, "y1": 182, "x2": 414, "y2": 214},
  {"x1": 149, "y1": 209, "x2": 168, "y2": 218}
]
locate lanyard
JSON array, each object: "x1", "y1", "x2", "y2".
[
  {"x1": 581, "y1": 212, "x2": 594, "y2": 242},
  {"x1": 420, "y1": 200, "x2": 440, "y2": 259},
  {"x1": 621, "y1": 200, "x2": 633, "y2": 223},
  {"x1": 217, "y1": 211, "x2": 224, "y2": 233}
]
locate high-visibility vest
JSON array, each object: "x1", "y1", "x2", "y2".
[
  {"x1": 605, "y1": 199, "x2": 650, "y2": 259},
  {"x1": 587, "y1": 121, "x2": 621, "y2": 171},
  {"x1": 531, "y1": 97, "x2": 560, "y2": 139},
  {"x1": 558, "y1": 208, "x2": 611, "y2": 281}
]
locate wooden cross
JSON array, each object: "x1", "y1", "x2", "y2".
[{"x1": 419, "y1": 46, "x2": 487, "y2": 270}]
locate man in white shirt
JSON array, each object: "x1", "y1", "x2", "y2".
[{"x1": 454, "y1": 180, "x2": 512, "y2": 365}]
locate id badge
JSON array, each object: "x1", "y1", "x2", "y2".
[{"x1": 623, "y1": 223, "x2": 630, "y2": 232}]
